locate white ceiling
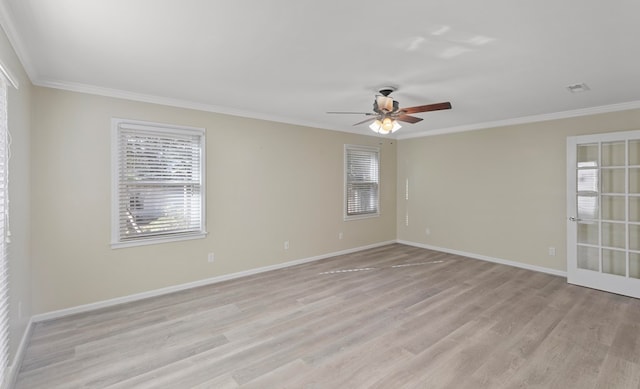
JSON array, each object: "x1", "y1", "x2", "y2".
[{"x1": 2, "y1": 0, "x2": 640, "y2": 138}]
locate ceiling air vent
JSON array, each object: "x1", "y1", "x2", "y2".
[{"x1": 566, "y1": 83, "x2": 590, "y2": 93}]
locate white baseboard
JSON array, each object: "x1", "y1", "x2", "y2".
[
  {"x1": 32, "y1": 240, "x2": 396, "y2": 323},
  {"x1": 4, "y1": 316, "x2": 34, "y2": 389},
  {"x1": 396, "y1": 240, "x2": 567, "y2": 278},
  {"x1": 31, "y1": 239, "x2": 565, "y2": 324},
  {"x1": 9, "y1": 239, "x2": 561, "y2": 388}
]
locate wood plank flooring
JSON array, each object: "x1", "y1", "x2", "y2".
[{"x1": 15, "y1": 244, "x2": 640, "y2": 388}]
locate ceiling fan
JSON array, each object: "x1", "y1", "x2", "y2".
[{"x1": 327, "y1": 87, "x2": 452, "y2": 134}]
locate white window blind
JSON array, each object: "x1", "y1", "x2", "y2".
[
  {"x1": 0, "y1": 76, "x2": 9, "y2": 386},
  {"x1": 112, "y1": 119, "x2": 206, "y2": 247},
  {"x1": 345, "y1": 145, "x2": 380, "y2": 219}
]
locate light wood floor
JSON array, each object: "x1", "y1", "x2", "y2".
[{"x1": 15, "y1": 244, "x2": 640, "y2": 388}]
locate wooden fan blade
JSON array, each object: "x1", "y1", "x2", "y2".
[
  {"x1": 396, "y1": 115, "x2": 423, "y2": 124},
  {"x1": 352, "y1": 117, "x2": 376, "y2": 126},
  {"x1": 327, "y1": 111, "x2": 376, "y2": 115},
  {"x1": 401, "y1": 102, "x2": 452, "y2": 114}
]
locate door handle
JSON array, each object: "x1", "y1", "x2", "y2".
[{"x1": 569, "y1": 217, "x2": 581, "y2": 222}]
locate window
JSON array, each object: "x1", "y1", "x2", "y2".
[
  {"x1": 112, "y1": 119, "x2": 206, "y2": 248},
  {"x1": 344, "y1": 145, "x2": 380, "y2": 219}
]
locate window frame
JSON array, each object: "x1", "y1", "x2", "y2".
[
  {"x1": 344, "y1": 144, "x2": 381, "y2": 221},
  {"x1": 0, "y1": 73, "x2": 9, "y2": 387},
  {"x1": 111, "y1": 118, "x2": 207, "y2": 248}
]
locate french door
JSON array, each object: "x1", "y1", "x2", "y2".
[{"x1": 567, "y1": 130, "x2": 640, "y2": 298}]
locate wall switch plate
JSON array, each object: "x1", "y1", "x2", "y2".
[
  {"x1": 208, "y1": 252, "x2": 215, "y2": 263},
  {"x1": 338, "y1": 232, "x2": 343, "y2": 240},
  {"x1": 548, "y1": 247, "x2": 556, "y2": 256},
  {"x1": 284, "y1": 241, "x2": 289, "y2": 250}
]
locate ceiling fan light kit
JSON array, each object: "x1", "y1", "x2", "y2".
[
  {"x1": 369, "y1": 117, "x2": 401, "y2": 134},
  {"x1": 328, "y1": 87, "x2": 452, "y2": 135}
]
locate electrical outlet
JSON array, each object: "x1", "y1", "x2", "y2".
[
  {"x1": 338, "y1": 232, "x2": 343, "y2": 240},
  {"x1": 207, "y1": 252, "x2": 215, "y2": 263},
  {"x1": 548, "y1": 247, "x2": 556, "y2": 256},
  {"x1": 284, "y1": 241, "x2": 289, "y2": 250}
]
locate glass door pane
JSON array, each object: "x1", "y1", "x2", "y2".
[
  {"x1": 577, "y1": 222, "x2": 598, "y2": 245},
  {"x1": 630, "y1": 168, "x2": 640, "y2": 193},
  {"x1": 630, "y1": 197, "x2": 640, "y2": 222},
  {"x1": 602, "y1": 141, "x2": 625, "y2": 166},
  {"x1": 577, "y1": 246, "x2": 599, "y2": 271},
  {"x1": 602, "y1": 222, "x2": 625, "y2": 249},
  {"x1": 577, "y1": 144, "x2": 599, "y2": 167},
  {"x1": 602, "y1": 168, "x2": 625, "y2": 193},
  {"x1": 630, "y1": 224, "x2": 640, "y2": 251},
  {"x1": 602, "y1": 249, "x2": 626, "y2": 276},
  {"x1": 631, "y1": 253, "x2": 640, "y2": 279},
  {"x1": 630, "y1": 140, "x2": 640, "y2": 166},
  {"x1": 602, "y1": 196, "x2": 625, "y2": 221}
]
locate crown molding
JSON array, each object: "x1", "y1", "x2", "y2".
[
  {"x1": 0, "y1": 0, "x2": 38, "y2": 81},
  {"x1": 34, "y1": 78, "x2": 368, "y2": 135},
  {"x1": 0, "y1": 58, "x2": 18, "y2": 89},
  {"x1": 397, "y1": 100, "x2": 640, "y2": 139},
  {"x1": 30, "y1": 77, "x2": 640, "y2": 142},
  {"x1": 37, "y1": 77, "x2": 640, "y2": 141}
]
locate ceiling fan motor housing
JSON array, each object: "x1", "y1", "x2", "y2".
[
  {"x1": 374, "y1": 96, "x2": 395, "y2": 113},
  {"x1": 374, "y1": 87, "x2": 399, "y2": 114}
]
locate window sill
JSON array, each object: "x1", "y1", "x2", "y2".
[
  {"x1": 111, "y1": 231, "x2": 207, "y2": 249},
  {"x1": 344, "y1": 213, "x2": 380, "y2": 221}
]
